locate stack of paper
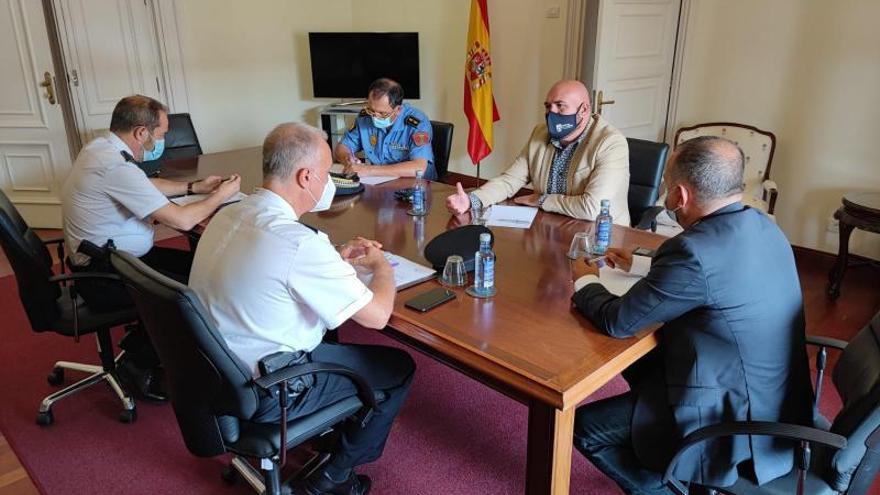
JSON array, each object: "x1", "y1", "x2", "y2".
[
  {"x1": 170, "y1": 191, "x2": 247, "y2": 206},
  {"x1": 597, "y1": 266, "x2": 643, "y2": 296},
  {"x1": 356, "y1": 252, "x2": 436, "y2": 291},
  {"x1": 484, "y1": 205, "x2": 539, "y2": 229},
  {"x1": 359, "y1": 176, "x2": 397, "y2": 186}
]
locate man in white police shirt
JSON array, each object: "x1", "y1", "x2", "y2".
[
  {"x1": 62, "y1": 95, "x2": 241, "y2": 399},
  {"x1": 190, "y1": 122, "x2": 414, "y2": 495},
  {"x1": 334, "y1": 78, "x2": 436, "y2": 180}
]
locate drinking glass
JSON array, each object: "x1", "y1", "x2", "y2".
[
  {"x1": 440, "y1": 255, "x2": 468, "y2": 287},
  {"x1": 567, "y1": 232, "x2": 592, "y2": 260}
]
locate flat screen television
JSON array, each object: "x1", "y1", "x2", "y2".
[{"x1": 308, "y1": 32, "x2": 420, "y2": 99}]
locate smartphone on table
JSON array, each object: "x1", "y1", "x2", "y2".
[{"x1": 405, "y1": 287, "x2": 456, "y2": 312}]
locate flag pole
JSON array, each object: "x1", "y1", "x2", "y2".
[{"x1": 476, "y1": 161, "x2": 481, "y2": 189}]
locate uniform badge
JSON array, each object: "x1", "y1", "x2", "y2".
[
  {"x1": 412, "y1": 131, "x2": 430, "y2": 147},
  {"x1": 370, "y1": 134, "x2": 378, "y2": 147},
  {"x1": 404, "y1": 115, "x2": 421, "y2": 128}
]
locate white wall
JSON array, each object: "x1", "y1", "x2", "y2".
[
  {"x1": 173, "y1": 0, "x2": 569, "y2": 179},
  {"x1": 674, "y1": 0, "x2": 880, "y2": 259}
]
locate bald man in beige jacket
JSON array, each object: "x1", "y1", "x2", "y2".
[{"x1": 447, "y1": 80, "x2": 630, "y2": 225}]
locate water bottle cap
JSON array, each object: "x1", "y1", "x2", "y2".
[
  {"x1": 415, "y1": 170, "x2": 424, "y2": 178},
  {"x1": 479, "y1": 233, "x2": 491, "y2": 243},
  {"x1": 601, "y1": 199, "x2": 610, "y2": 206}
]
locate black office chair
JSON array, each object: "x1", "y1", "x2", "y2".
[
  {"x1": 664, "y1": 311, "x2": 880, "y2": 495},
  {"x1": 627, "y1": 137, "x2": 669, "y2": 231},
  {"x1": 139, "y1": 112, "x2": 203, "y2": 176},
  {"x1": 430, "y1": 120, "x2": 454, "y2": 179},
  {"x1": 109, "y1": 249, "x2": 377, "y2": 495},
  {"x1": 0, "y1": 190, "x2": 138, "y2": 425}
]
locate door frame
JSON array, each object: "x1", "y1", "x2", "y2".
[
  {"x1": 562, "y1": 0, "x2": 691, "y2": 143},
  {"x1": 44, "y1": 0, "x2": 189, "y2": 156}
]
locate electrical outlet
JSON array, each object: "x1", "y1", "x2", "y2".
[{"x1": 826, "y1": 216, "x2": 839, "y2": 234}]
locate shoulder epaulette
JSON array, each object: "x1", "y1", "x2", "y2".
[{"x1": 405, "y1": 115, "x2": 421, "y2": 128}]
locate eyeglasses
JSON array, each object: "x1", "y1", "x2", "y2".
[{"x1": 363, "y1": 106, "x2": 396, "y2": 119}]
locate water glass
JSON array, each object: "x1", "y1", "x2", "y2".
[
  {"x1": 440, "y1": 255, "x2": 468, "y2": 287},
  {"x1": 567, "y1": 232, "x2": 592, "y2": 260}
]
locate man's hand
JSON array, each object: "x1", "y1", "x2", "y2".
[
  {"x1": 514, "y1": 193, "x2": 542, "y2": 207},
  {"x1": 445, "y1": 182, "x2": 471, "y2": 214},
  {"x1": 605, "y1": 247, "x2": 633, "y2": 272},
  {"x1": 338, "y1": 237, "x2": 383, "y2": 262},
  {"x1": 343, "y1": 162, "x2": 365, "y2": 176},
  {"x1": 193, "y1": 175, "x2": 224, "y2": 194},
  {"x1": 570, "y1": 257, "x2": 600, "y2": 282},
  {"x1": 213, "y1": 174, "x2": 241, "y2": 200},
  {"x1": 350, "y1": 245, "x2": 391, "y2": 273}
]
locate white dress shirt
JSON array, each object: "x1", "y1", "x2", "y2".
[
  {"x1": 189, "y1": 189, "x2": 373, "y2": 375},
  {"x1": 62, "y1": 132, "x2": 169, "y2": 264}
]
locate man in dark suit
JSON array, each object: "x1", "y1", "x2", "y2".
[{"x1": 570, "y1": 136, "x2": 813, "y2": 493}]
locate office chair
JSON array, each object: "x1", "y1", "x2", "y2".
[
  {"x1": 0, "y1": 190, "x2": 138, "y2": 425},
  {"x1": 430, "y1": 120, "x2": 454, "y2": 179},
  {"x1": 110, "y1": 249, "x2": 377, "y2": 495},
  {"x1": 664, "y1": 310, "x2": 880, "y2": 495},
  {"x1": 675, "y1": 122, "x2": 778, "y2": 218},
  {"x1": 139, "y1": 112, "x2": 203, "y2": 176},
  {"x1": 627, "y1": 137, "x2": 669, "y2": 231}
]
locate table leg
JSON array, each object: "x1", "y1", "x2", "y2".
[
  {"x1": 827, "y1": 220, "x2": 855, "y2": 300},
  {"x1": 526, "y1": 401, "x2": 575, "y2": 495}
]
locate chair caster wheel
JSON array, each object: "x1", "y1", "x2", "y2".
[
  {"x1": 36, "y1": 410, "x2": 54, "y2": 426},
  {"x1": 220, "y1": 465, "x2": 239, "y2": 485},
  {"x1": 119, "y1": 408, "x2": 137, "y2": 424},
  {"x1": 47, "y1": 367, "x2": 64, "y2": 386}
]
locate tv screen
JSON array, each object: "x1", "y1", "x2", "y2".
[{"x1": 309, "y1": 32, "x2": 420, "y2": 99}]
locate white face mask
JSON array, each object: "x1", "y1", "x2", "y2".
[{"x1": 306, "y1": 171, "x2": 336, "y2": 212}]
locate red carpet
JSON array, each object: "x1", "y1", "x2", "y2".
[{"x1": 0, "y1": 267, "x2": 853, "y2": 494}]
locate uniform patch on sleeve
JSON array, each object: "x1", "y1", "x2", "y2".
[
  {"x1": 404, "y1": 115, "x2": 421, "y2": 128},
  {"x1": 412, "y1": 131, "x2": 430, "y2": 147},
  {"x1": 348, "y1": 121, "x2": 357, "y2": 132}
]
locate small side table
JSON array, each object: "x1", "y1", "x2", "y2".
[{"x1": 827, "y1": 191, "x2": 880, "y2": 300}]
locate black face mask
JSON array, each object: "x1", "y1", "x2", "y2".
[{"x1": 546, "y1": 103, "x2": 583, "y2": 140}]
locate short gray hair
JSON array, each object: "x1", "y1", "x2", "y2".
[
  {"x1": 669, "y1": 136, "x2": 745, "y2": 203},
  {"x1": 262, "y1": 123, "x2": 328, "y2": 180}
]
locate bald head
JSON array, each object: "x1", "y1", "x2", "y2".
[
  {"x1": 544, "y1": 80, "x2": 591, "y2": 113},
  {"x1": 262, "y1": 123, "x2": 329, "y2": 181},
  {"x1": 668, "y1": 136, "x2": 745, "y2": 203}
]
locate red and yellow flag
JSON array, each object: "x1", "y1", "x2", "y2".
[{"x1": 464, "y1": 0, "x2": 500, "y2": 165}]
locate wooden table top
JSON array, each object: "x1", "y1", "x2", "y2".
[{"x1": 161, "y1": 148, "x2": 667, "y2": 410}]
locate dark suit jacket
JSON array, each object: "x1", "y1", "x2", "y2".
[{"x1": 572, "y1": 203, "x2": 813, "y2": 487}]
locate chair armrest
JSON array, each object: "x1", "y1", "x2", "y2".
[
  {"x1": 635, "y1": 206, "x2": 666, "y2": 231},
  {"x1": 762, "y1": 180, "x2": 779, "y2": 214},
  {"x1": 254, "y1": 361, "x2": 378, "y2": 424},
  {"x1": 49, "y1": 272, "x2": 122, "y2": 283},
  {"x1": 762, "y1": 180, "x2": 778, "y2": 192},
  {"x1": 806, "y1": 335, "x2": 848, "y2": 351},
  {"x1": 663, "y1": 421, "x2": 847, "y2": 494},
  {"x1": 42, "y1": 237, "x2": 65, "y2": 246}
]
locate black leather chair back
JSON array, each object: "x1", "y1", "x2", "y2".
[
  {"x1": 0, "y1": 189, "x2": 60, "y2": 330},
  {"x1": 826, "y1": 311, "x2": 880, "y2": 491},
  {"x1": 110, "y1": 250, "x2": 259, "y2": 457},
  {"x1": 627, "y1": 138, "x2": 669, "y2": 227},
  {"x1": 163, "y1": 113, "x2": 203, "y2": 161},
  {"x1": 431, "y1": 121, "x2": 454, "y2": 179}
]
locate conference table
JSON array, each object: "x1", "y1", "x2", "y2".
[{"x1": 161, "y1": 147, "x2": 667, "y2": 494}]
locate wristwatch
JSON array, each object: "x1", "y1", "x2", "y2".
[
  {"x1": 186, "y1": 181, "x2": 195, "y2": 195},
  {"x1": 537, "y1": 194, "x2": 548, "y2": 208}
]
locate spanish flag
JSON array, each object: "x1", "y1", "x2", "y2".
[{"x1": 464, "y1": 0, "x2": 500, "y2": 165}]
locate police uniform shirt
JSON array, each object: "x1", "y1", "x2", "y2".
[
  {"x1": 339, "y1": 102, "x2": 437, "y2": 180},
  {"x1": 189, "y1": 188, "x2": 374, "y2": 376},
  {"x1": 62, "y1": 132, "x2": 169, "y2": 265}
]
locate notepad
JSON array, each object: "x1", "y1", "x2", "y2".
[
  {"x1": 170, "y1": 191, "x2": 247, "y2": 206},
  {"x1": 484, "y1": 205, "x2": 539, "y2": 229},
  {"x1": 359, "y1": 176, "x2": 397, "y2": 186},
  {"x1": 356, "y1": 252, "x2": 436, "y2": 291},
  {"x1": 598, "y1": 266, "x2": 643, "y2": 296}
]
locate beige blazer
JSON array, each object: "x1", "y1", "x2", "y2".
[{"x1": 472, "y1": 115, "x2": 631, "y2": 226}]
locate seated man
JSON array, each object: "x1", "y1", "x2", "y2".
[
  {"x1": 189, "y1": 122, "x2": 415, "y2": 495},
  {"x1": 445, "y1": 80, "x2": 630, "y2": 224},
  {"x1": 570, "y1": 136, "x2": 813, "y2": 493},
  {"x1": 62, "y1": 95, "x2": 240, "y2": 397},
  {"x1": 334, "y1": 78, "x2": 436, "y2": 180}
]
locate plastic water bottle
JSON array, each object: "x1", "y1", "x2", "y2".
[
  {"x1": 409, "y1": 170, "x2": 426, "y2": 216},
  {"x1": 592, "y1": 199, "x2": 613, "y2": 255},
  {"x1": 472, "y1": 233, "x2": 496, "y2": 297}
]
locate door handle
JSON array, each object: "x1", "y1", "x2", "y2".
[
  {"x1": 39, "y1": 71, "x2": 56, "y2": 105},
  {"x1": 595, "y1": 90, "x2": 615, "y2": 115}
]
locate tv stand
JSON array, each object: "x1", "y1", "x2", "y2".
[{"x1": 318, "y1": 104, "x2": 364, "y2": 149}]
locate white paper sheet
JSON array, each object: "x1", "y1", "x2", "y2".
[
  {"x1": 484, "y1": 205, "x2": 539, "y2": 229},
  {"x1": 356, "y1": 252, "x2": 436, "y2": 291},
  {"x1": 598, "y1": 266, "x2": 643, "y2": 296},
  {"x1": 170, "y1": 191, "x2": 247, "y2": 207},
  {"x1": 359, "y1": 176, "x2": 397, "y2": 186}
]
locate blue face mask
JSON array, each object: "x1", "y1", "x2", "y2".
[
  {"x1": 545, "y1": 103, "x2": 583, "y2": 140},
  {"x1": 371, "y1": 116, "x2": 393, "y2": 129},
  {"x1": 142, "y1": 135, "x2": 165, "y2": 161}
]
